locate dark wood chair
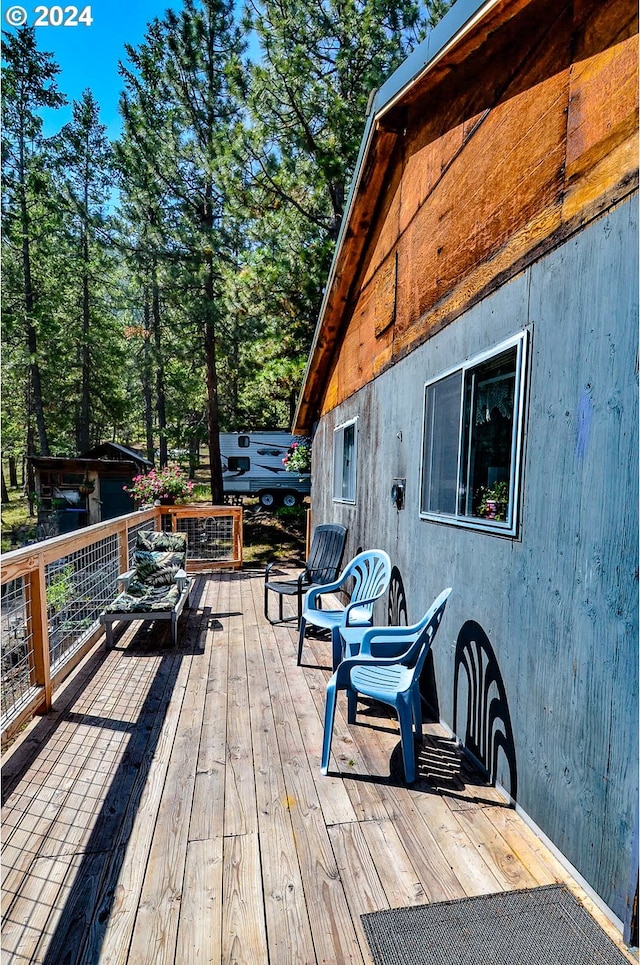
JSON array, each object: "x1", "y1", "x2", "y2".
[{"x1": 264, "y1": 523, "x2": 347, "y2": 627}]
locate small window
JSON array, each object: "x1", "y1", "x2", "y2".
[
  {"x1": 228, "y1": 456, "x2": 250, "y2": 472},
  {"x1": 333, "y1": 418, "x2": 357, "y2": 503},
  {"x1": 420, "y1": 332, "x2": 527, "y2": 535},
  {"x1": 238, "y1": 435, "x2": 250, "y2": 448}
]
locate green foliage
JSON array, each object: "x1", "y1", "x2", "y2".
[
  {"x1": 46, "y1": 563, "x2": 75, "y2": 612},
  {"x1": 190, "y1": 482, "x2": 212, "y2": 502},
  {"x1": 116, "y1": 0, "x2": 247, "y2": 499},
  {"x1": 1, "y1": 2, "x2": 453, "y2": 486},
  {"x1": 1, "y1": 26, "x2": 66, "y2": 146},
  {"x1": 228, "y1": 0, "x2": 454, "y2": 397},
  {"x1": 2, "y1": 27, "x2": 67, "y2": 457},
  {"x1": 275, "y1": 503, "x2": 306, "y2": 522},
  {"x1": 49, "y1": 90, "x2": 122, "y2": 452}
]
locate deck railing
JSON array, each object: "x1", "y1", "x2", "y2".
[{"x1": 0, "y1": 504, "x2": 242, "y2": 746}]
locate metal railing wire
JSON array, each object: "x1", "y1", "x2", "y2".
[
  {"x1": 1, "y1": 576, "x2": 36, "y2": 727},
  {"x1": 1, "y1": 504, "x2": 242, "y2": 742},
  {"x1": 45, "y1": 533, "x2": 120, "y2": 673}
]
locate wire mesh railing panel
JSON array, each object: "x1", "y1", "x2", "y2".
[
  {"x1": 160, "y1": 513, "x2": 173, "y2": 534},
  {"x1": 1, "y1": 578, "x2": 36, "y2": 727},
  {"x1": 176, "y1": 514, "x2": 236, "y2": 562},
  {"x1": 46, "y1": 533, "x2": 120, "y2": 672}
]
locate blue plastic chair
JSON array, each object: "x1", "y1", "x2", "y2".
[
  {"x1": 321, "y1": 587, "x2": 452, "y2": 783},
  {"x1": 297, "y1": 549, "x2": 392, "y2": 670}
]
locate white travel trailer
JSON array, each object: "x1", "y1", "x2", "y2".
[{"x1": 219, "y1": 432, "x2": 310, "y2": 507}]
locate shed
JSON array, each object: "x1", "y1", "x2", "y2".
[
  {"x1": 30, "y1": 445, "x2": 152, "y2": 535},
  {"x1": 295, "y1": 0, "x2": 638, "y2": 941}
]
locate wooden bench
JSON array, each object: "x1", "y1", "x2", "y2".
[{"x1": 100, "y1": 530, "x2": 191, "y2": 648}]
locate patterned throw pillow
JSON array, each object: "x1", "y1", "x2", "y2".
[{"x1": 133, "y1": 549, "x2": 185, "y2": 587}]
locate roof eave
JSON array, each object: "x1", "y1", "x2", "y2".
[{"x1": 293, "y1": 0, "x2": 500, "y2": 435}]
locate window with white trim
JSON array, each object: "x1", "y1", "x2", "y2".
[
  {"x1": 333, "y1": 418, "x2": 357, "y2": 502},
  {"x1": 420, "y1": 332, "x2": 528, "y2": 534}
]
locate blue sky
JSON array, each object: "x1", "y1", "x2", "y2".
[{"x1": 3, "y1": 1, "x2": 182, "y2": 138}]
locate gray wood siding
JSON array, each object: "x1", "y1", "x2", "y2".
[{"x1": 310, "y1": 197, "x2": 638, "y2": 925}]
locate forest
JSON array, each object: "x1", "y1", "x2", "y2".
[{"x1": 1, "y1": 0, "x2": 450, "y2": 502}]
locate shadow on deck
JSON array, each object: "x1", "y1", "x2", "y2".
[{"x1": 1, "y1": 571, "x2": 632, "y2": 964}]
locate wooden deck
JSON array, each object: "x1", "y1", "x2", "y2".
[{"x1": 1, "y1": 570, "x2": 634, "y2": 964}]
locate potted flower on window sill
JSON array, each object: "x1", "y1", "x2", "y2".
[
  {"x1": 477, "y1": 480, "x2": 509, "y2": 521},
  {"x1": 124, "y1": 464, "x2": 194, "y2": 508},
  {"x1": 282, "y1": 438, "x2": 311, "y2": 477}
]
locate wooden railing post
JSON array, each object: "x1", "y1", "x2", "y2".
[
  {"x1": 29, "y1": 559, "x2": 52, "y2": 713},
  {"x1": 235, "y1": 508, "x2": 243, "y2": 566}
]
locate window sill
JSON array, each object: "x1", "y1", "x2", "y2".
[{"x1": 419, "y1": 512, "x2": 518, "y2": 538}]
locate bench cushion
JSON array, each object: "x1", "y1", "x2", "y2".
[
  {"x1": 101, "y1": 529, "x2": 191, "y2": 646},
  {"x1": 104, "y1": 582, "x2": 181, "y2": 614}
]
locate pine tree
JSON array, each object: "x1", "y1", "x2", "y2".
[
  {"x1": 54, "y1": 90, "x2": 115, "y2": 452},
  {"x1": 2, "y1": 27, "x2": 66, "y2": 456},
  {"x1": 117, "y1": 0, "x2": 246, "y2": 501},
  {"x1": 244, "y1": 0, "x2": 448, "y2": 235},
  {"x1": 117, "y1": 18, "x2": 188, "y2": 469}
]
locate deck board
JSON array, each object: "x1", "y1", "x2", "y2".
[{"x1": 1, "y1": 571, "x2": 634, "y2": 964}]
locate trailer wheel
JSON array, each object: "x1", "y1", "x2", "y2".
[
  {"x1": 281, "y1": 492, "x2": 299, "y2": 508},
  {"x1": 258, "y1": 491, "x2": 276, "y2": 508}
]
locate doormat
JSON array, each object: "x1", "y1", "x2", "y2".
[{"x1": 361, "y1": 884, "x2": 630, "y2": 965}]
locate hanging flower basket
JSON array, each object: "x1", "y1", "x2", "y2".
[
  {"x1": 78, "y1": 473, "x2": 95, "y2": 496},
  {"x1": 282, "y1": 438, "x2": 311, "y2": 474}
]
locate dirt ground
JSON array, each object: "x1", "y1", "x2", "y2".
[{"x1": 241, "y1": 503, "x2": 308, "y2": 568}]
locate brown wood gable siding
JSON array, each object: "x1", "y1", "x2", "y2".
[{"x1": 319, "y1": 0, "x2": 638, "y2": 420}]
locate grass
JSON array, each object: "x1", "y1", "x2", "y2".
[
  {"x1": 190, "y1": 482, "x2": 213, "y2": 501},
  {"x1": 1, "y1": 485, "x2": 36, "y2": 553},
  {"x1": 242, "y1": 504, "x2": 307, "y2": 567}
]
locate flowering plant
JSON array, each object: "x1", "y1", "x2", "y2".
[
  {"x1": 124, "y1": 463, "x2": 194, "y2": 504},
  {"x1": 476, "y1": 480, "x2": 509, "y2": 520},
  {"x1": 282, "y1": 438, "x2": 311, "y2": 474}
]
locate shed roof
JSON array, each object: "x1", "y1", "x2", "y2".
[
  {"x1": 29, "y1": 456, "x2": 141, "y2": 475},
  {"x1": 82, "y1": 442, "x2": 152, "y2": 468},
  {"x1": 293, "y1": 0, "x2": 513, "y2": 434}
]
